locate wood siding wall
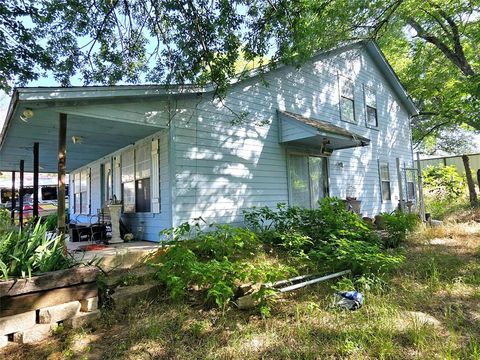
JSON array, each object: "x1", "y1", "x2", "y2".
[
  {"x1": 67, "y1": 43, "x2": 414, "y2": 241},
  {"x1": 171, "y1": 45, "x2": 413, "y2": 226}
]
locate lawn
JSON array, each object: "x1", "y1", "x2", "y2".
[{"x1": 2, "y1": 216, "x2": 480, "y2": 359}]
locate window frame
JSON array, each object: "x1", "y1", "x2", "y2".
[
  {"x1": 378, "y1": 161, "x2": 391, "y2": 202},
  {"x1": 338, "y1": 75, "x2": 356, "y2": 124},
  {"x1": 363, "y1": 85, "x2": 378, "y2": 129},
  {"x1": 405, "y1": 168, "x2": 417, "y2": 201},
  {"x1": 287, "y1": 152, "x2": 329, "y2": 209},
  {"x1": 120, "y1": 142, "x2": 152, "y2": 214},
  {"x1": 73, "y1": 168, "x2": 90, "y2": 215}
]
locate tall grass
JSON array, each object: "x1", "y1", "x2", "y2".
[{"x1": 0, "y1": 220, "x2": 73, "y2": 280}]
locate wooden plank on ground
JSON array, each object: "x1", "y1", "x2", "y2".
[
  {"x1": 0, "y1": 266, "x2": 99, "y2": 298},
  {"x1": 0, "y1": 282, "x2": 98, "y2": 318}
]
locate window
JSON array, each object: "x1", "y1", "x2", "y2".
[
  {"x1": 73, "y1": 169, "x2": 89, "y2": 214},
  {"x1": 364, "y1": 86, "x2": 378, "y2": 127},
  {"x1": 379, "y1": 162, "x2": 391, "y2": 201},
  {"x1": 339, "y1": 76, "x2": 355, "y2": 123},
  {"x1": 103, "y1": 161, "x2": 112, "y2": 206},
  {"x1": 122, "y1": 149, "x2": 135, "y2": 213},
  {"x1": 289, "y1": 154, "x2": 328, "y2": 208},
  {"x1": 41, "y1": 186, "x2": 57, "y2": 201},
  {"x1": 406, "y1": 169, "x2": 416, "y2": 200},
  {"x1": 136, "y1": 178, "x2": 151, "y2": 212},
  {"x1": 121, "y1": 143, "x2": 152, "y2": 213}
]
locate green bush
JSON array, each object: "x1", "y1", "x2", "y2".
[
  {"x1": 379, "y1": 211, "x2": 419, "y2": 248},
  {"x1": 0, "y1": 221, "x2": 73, "y2": 280},
  {"x1": 423, "y1": 165, "x2": 466, "y2": 200},
  {"x1": 0, "y1": 208, "x2": 13, "y2": 235},
  {"x1": 154, "y1": 224, "x2": 295, "y2": 312},
  {"x1": 243, "y1": 197, "x2": 400, "y2": 274},
  {"x1": 425, "y1": 197, "x2": 470, "y2": 220},
  {"x1": 154, "y1": 199, "x2": 406, "y2": 314}
]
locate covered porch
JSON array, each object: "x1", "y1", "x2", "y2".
[{"x1": 0, "y1": 86, "x2": 172, "y2": 241}]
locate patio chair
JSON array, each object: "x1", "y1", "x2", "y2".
[{"x1": 90, "y1": 207, "x2": 112, "y2": 242}]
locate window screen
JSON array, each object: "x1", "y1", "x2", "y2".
[
  {"x1": 135, "y1": 143, "x2": 151, "y2": 180},
  {"x1": 365, "y1": 87, "x2": 378, "y2": 127},
  {"x1": 379, "y1": 163, "x2": 391, "y2": 201},
  {"x1": 339, "y1": 76, "x2": 355, "y2": 123},
  {"x1": 289, "y1": 154, "x2": 327, "y2": 208}
]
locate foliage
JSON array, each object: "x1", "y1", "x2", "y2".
[
  {"x1": 0, "y1": 221, "x2": 73, "y2": 280},
  {"x1": 43, "y1": 213, "x2": 58, "y2": 232},
  {"x1": 422, "y1": 165, "x2": 466, "y2": 200},
  {"x1": 379, "y1": 211, "x2": 419, "y2": 248},
  {"x1": 154, "y1": 224, "x2": 295, "y2": 312},
  {"x1": 154, "y1": 199, "x2": 408, "y2": 314},
  {"x1": 425, "y1": 196, "x2": 470, "y2": 221},
  {"x1": 2, "y1": 1, "x2": 478, "y2": 141},
  {"x1": 0, "y1": 208, "x2": 13, "y2": 235},
  {"x1": 244, "y1": 197, "x2": 404, "y2": 273}
]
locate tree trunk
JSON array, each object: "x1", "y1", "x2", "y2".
[{"x1": 462, "y1": 155, "x2": 478, "y2": 207}]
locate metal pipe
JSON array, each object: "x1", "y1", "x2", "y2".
[
  {"x1": 278, "y1": 270, "x2": 351, "y2": 293},
  {"x1": 10, "y1": 171, "x2": 15, "y2": 225},
  {"x1": 57, "y1": 113, "x2": 67, "y2": 234},
  {"x1": 33, "y1": 142, "x2": 39, "y2": 221},
  {"x1": 19, "y1": 160, "x2": 24, "y2": 229},
  {"x1": 416, "y1": 152, "x2": 426, "y2": 222}
]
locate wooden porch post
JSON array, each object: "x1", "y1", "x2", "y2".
[
  {"x1": 10, "y1": 171, "x2": 15, "y2": 225},
  {"x1": 19, "y1": 160, "x2": 24, "y2": 229},
  {"x1": 33, "y1": 142, "x2": 39, "y2": 221},
  {"x1": 57, "y1": 113, "x2": 67, "y2": 235}
]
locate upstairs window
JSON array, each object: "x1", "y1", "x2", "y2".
[
  {"x1": 378, "y1": 162, "x2": 391, "y2": 201},
  {"x1": 364, "y1": 86, "x2": 378, "y2": 128},
  {"x1": 339, "y1": 76, "x2": 355, "y2": 123}
]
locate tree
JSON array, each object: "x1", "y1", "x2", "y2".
[
  {"x1": 1, "y1": 0, "x2": 478, "y2": 144},
  {"x1": 462, "y1": 154, "x2": 478, "y2": 207}
]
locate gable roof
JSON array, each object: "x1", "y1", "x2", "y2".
[{"x1": 0, "y1": 40, "x2": 417, "y2": 167}]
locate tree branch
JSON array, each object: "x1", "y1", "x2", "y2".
[{"x1": 407, "y1": 18, "x2": 475, "y2": 77}]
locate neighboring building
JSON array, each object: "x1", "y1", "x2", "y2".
[{"x1": 0, "y1": 41, "x2": 418, "y2": 241}]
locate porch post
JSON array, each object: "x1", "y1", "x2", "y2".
[
  {"x1": 19, "y1": 160, "x2": 24, "y2": 229},
  {"x1": 33, "y1": 142, "x2": 39, "y2": 221},
  {"x1": 57, "y1": 113, "x2": 67, "y2": 235},
  {"x1": 10, "y1": 171, "x2": 15, "y2": 225}
]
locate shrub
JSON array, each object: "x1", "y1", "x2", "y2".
[
  {"x1": 244, "y1": 198, "x2": 376, "y2": 247},
  {"x1": 423, "y1": 165, "x2": 466, "y2": 200},
  {"x1": 154, "y1": 224, "x2": 295, "y2": 312},
  {"x1": 0, "y1": 221, "x2": 73, "y2": 280},
  {"x1": 243, "y1": 198, "x2": 404, "y2": 274},
  {"x1": 0, "y1": 208, "x2": 13, "y2": 235},
  {"x1": 380, "y1": 211, "x2": 419, "y2": 248}
]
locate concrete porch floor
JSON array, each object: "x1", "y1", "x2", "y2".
[{"x1": 68, "y1": 241, "x2": 164, "y2": 271}]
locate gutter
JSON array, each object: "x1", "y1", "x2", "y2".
[{"x1": 0, "y1": 90, "x2": 19, "y2": 151}]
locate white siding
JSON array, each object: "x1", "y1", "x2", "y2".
[
  {"x1": 171, "y1": 44, "x2": 413, "y2": 224},
  {"x1": 69, "y1": 129, "x2": 171, "y2": 241},
  {"x1": 67, "y1": 43, "x2": 414, "y2": 237}
]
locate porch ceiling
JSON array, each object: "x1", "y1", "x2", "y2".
[{"x1": 0, "y1": 104, "x2": 162, "y2": 173}]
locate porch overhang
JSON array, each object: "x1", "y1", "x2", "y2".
[
  {"x1": 0, "y1": 88, "x2": 168, "y2": 173},
  {"x1": 278, "y1": 111, "x2": 370, "y2": 152}
]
